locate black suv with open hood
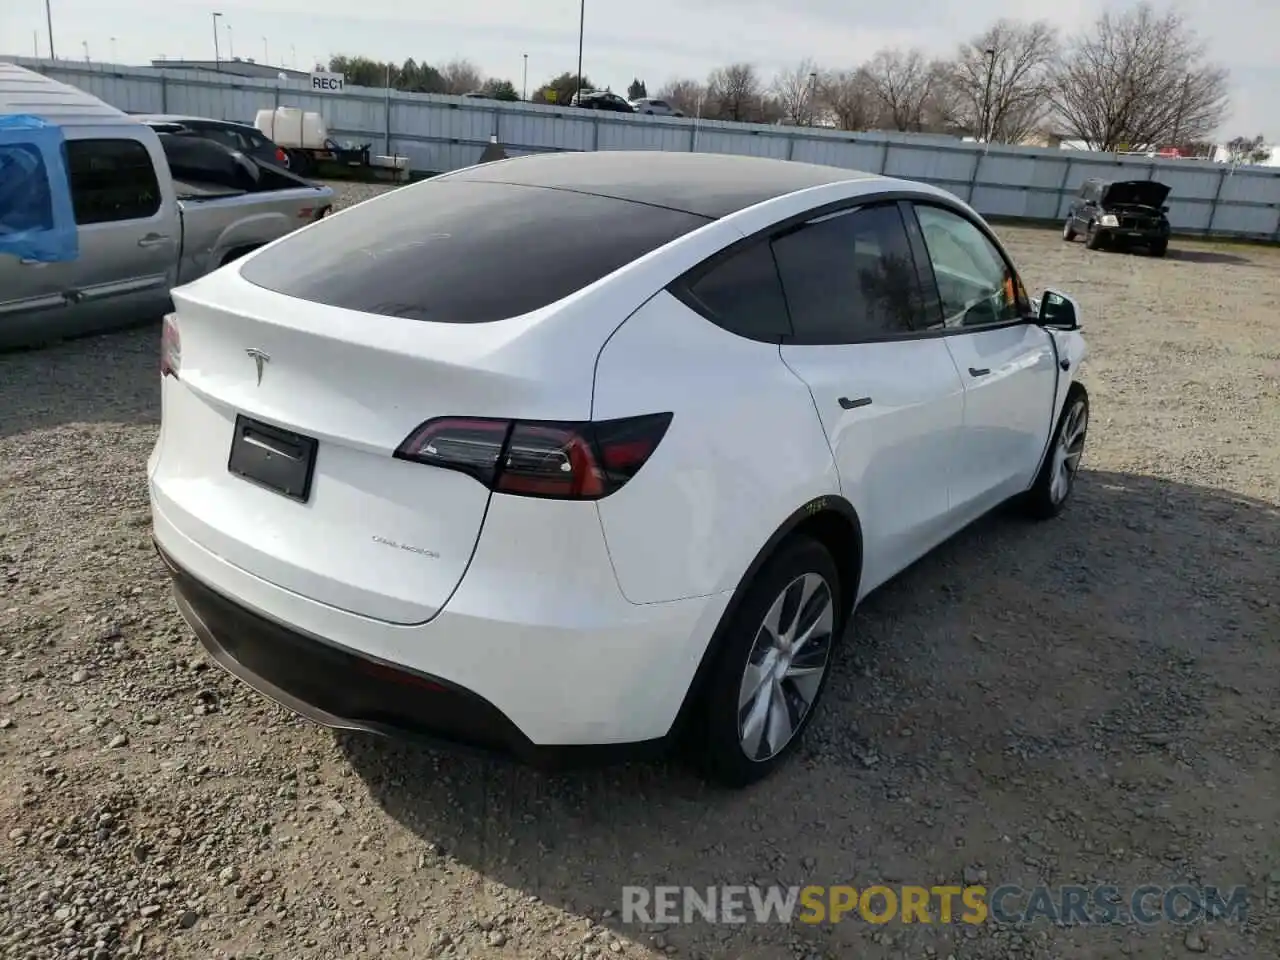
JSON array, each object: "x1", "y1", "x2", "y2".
[{"x1": 1062, "y1": 178, "x2": 1172, "y2": 256}]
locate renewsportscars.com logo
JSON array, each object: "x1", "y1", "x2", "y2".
[{"x1": 621, "y1": 884, "x2": 1250, "y2": 926}]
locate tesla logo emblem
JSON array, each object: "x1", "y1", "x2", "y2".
[{"x1": 245, "y1": 348, "x2": 270, "y2": 386}]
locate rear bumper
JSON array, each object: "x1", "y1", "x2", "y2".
[{"x1": 159, "y1": 542, "x2": 667, "y2": 769}]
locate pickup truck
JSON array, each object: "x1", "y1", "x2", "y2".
[{"x1": 0, "y1": 62, "x2": 335, "y2": 349}]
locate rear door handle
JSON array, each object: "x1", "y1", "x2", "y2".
[
  {"x1": 968, "y1": 367, "x2": 991, "y2": 377},
  {"x1": 137, "y1": 234, "x2": 171, "y2": 248},
  {"x1": 838, "y1": 396, "x2": 872, "y2": 410}
]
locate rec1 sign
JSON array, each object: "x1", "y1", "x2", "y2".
[{"x1": 310, "y1": 71, "x2": 345, "y2": 93}]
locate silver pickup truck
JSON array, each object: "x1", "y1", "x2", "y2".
[{"x1": 0, "y1": 63, "x2": 334, "y2": 349}]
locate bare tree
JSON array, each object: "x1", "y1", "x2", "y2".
[
  {"x1": 946, "y1": 19, "x2": 1059, "y2": 143},
  {"x1": 656, "y1": 78, "x2": 707, "y2": 117},
  {"x1": 818, "y1": 68, "x2": 877, "y2": 131},
  {"x1": 1048, "y1": 3, "x2": 1229, "y2": 151},
  {"x1": 1225, "y1": 135, "x2": 1270, "y2": 165},
  {"x1": 862, "y1": 48, "x2": 940, "y2": 131},
  {"x1": 772, "y1": 59, "x2": 821, "y2": 126},
  {"x1": 706, "y1": 63, "x2": 763, "y2": 122},
  {"x1": 439, "y1": 58, "x2": 484, "y2": 95}
]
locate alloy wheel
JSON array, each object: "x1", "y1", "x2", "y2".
[
  {"x1": 1049, "y1": 399, "x2": 1088, "y2": 504},
  {"x1": 737, "y1": 572, "x2": 834, "y2": 762}
]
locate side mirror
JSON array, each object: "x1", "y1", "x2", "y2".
[{"x1": 1036, "y1": 289, "x2": 1080, "y2": 331}]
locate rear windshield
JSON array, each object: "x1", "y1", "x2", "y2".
[{"x1": 238, "y1": 179, "x2": 711, "y2": 322}]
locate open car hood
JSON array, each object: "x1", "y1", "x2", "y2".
[{"x1": 1103, "y1": 180, "x2": 1170, "y2": 209}]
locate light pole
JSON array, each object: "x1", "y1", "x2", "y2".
[
  {"x1": 263, "y1": 38, "x2": 268, "y2": 64},
  {"x1": 110, "y1": 37, "x2": 117, "y2": 62},
  {"x1": 575, "y1": 0, "x2": 585, "y2": 105},
  {"x1": 807, "y1": 70, "x2": 818, "y2": 126},
  {"x1": 44, "y1": 0, "x2": 55, "y2": 58},
  {"x1": 980, "y1": 47, "x2": 996, "y2": 142},
  {"x1": 226, "y1": 23, "x2": 233, "y2": 60},
  {"x1": 211, "y1": 12, "x2": 221, "y2": 70},
  {"x1": 522, "y1": 53, "x2": 528, "y2": 101},
  {"x1": 81, "y1": 40, "x2": 88, "y2": 62},
  {"x1": 290, "y1": 44, "x2": 296, "y2": 69}
]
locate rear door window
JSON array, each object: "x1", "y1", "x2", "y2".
[
  {"x1": 239, "y1": 179, "x2": 710, "y2": 322},
  {"x1": 64, "y1": 138, "x2": 161, "y2": 224},
  {"x1": 770, "y1": 203, "x2": 926, "y2": 344}
]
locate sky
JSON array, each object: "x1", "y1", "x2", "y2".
[{"x1": 3, "y1": 0, "x2": 1276, "y2": 140}]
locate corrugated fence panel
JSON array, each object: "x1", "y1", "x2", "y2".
[
  {"x1": 695, "y1": 126, "x2": 791, "y2": 159},
  {"x1": 8, "y1": 57, "x2": 1279, "y2": 240},
  {"x1": 1218, "y1": 166, "x2": 1280, "y2": 204},
  {"x1": 793, "y1": 137, "x2": 888, "y2": 173}
]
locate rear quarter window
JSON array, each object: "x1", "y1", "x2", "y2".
[
  {"x1": 674, "y1": 241, "x2": 791, "y2": 342},
  {"x1": 238, "y1": 180, "x2": 710, "y2": 322}
]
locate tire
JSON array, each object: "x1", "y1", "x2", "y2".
[
  {"x1": 1150, "y1": 239, "x2": 1168, "y2": 257},
  {"x1": 289, "y1": 149, "x2": 314, "y2": 176},
  {"x1": 696, "y1": 535, "x2": 844, "y2": 787},
  {"x1": 1062, "y1": 219, "x2": 1076, "y2": 242},
  {"x1": 1085, "y1": 224, "x2": 1104, "y2": 250},
  {"x1": 1019, "y1": 385, "x2": 1089, "y2": 520}
]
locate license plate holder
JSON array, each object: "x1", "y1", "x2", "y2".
[{"x1": 228, "y1": 415, "x2": 318, "y2": 503}]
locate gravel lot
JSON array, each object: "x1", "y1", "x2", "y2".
[{"x1": 2, "y1": 180, "x2": 1278, "y2": 960}]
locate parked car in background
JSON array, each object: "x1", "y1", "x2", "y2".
[
  {"x1": 1062, "y1": 178, "x2": 1172, "y2": 256},
  {"x1": 135, "y1": 114, "x2": 292, "y2": 169},
  {"x1": 0, "y1": 63, "x2": 333, "y2": 348},
  {"x1": 150, "y1": 151, "x2": 1089, "y2": 787},
  {"x1": 630, "y1": 97, "x2": 683, "y2": 117},
  {"x1": 570, "y1": 90, "x2": 635, "y2": 112}
]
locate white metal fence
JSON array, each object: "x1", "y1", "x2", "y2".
[{"x1": 9, "y1": 57, "x2": 1280, "y2": 240}]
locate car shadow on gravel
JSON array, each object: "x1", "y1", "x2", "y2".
[
  {"x1": 338, "y1": 468, "x2": 1279, "y2": 955},
  {"x1": 1164, "y1": 247, "x2": 1256, "y2": 266},
  {"x1": 0, "y1": 323, "x2": 160, "y2": 439}
]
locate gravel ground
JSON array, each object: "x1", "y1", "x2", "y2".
[{"x1": 2, "y1": 180, "x2": 1278, "y2": 960}]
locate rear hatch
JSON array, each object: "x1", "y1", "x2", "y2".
[
  {"x1": 155, "y1": 285, "x2": 568, "y2": 624},
  {"x1": 152, "y1": 175, "x2": 708, "y2": 624}
]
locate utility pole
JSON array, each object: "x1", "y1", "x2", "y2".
[
  {"x1": 45, "y1": 0, "x2": 55, "y2": 59},
  {"x1": 211, "y1": 12, "x2": 221, "y2": 70},
  {"x1": 575, "y1": 0, "x2": 585, "y2": 106},
  {"x1": 980, "y1": 47, "x2": 996, "y2": 142},
  {"x1": 522, "y1": 53, "x2": 528, "y2": 101}
]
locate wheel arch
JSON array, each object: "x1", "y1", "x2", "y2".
[
  {"x1": 1029, "y1": 372, "x2": 1089, "y2": 491},
  {"x1": 667, "y1": 496, "x2": 863, "y2": 740},
  {"x1": 220, "y1": 243, "x2": 262, "y2": 267}
]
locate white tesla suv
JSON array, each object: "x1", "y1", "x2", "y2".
[{"x1": 148, "y1": 151, "x2": 1088, "y2": 786}]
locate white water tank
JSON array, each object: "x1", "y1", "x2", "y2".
[{"x1": 254, "y1": 107, "x2": 329, "y2": 149}]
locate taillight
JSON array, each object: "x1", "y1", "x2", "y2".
[
  {"x1": 393, "y1": 414, "x2": 672, "y2": 500},
  {"x1": 160, "y1": 313, "x2": 181, "y2": 378},
  {"x1": 275, "y1": 147, "x2": 288, "y2": 165}
]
